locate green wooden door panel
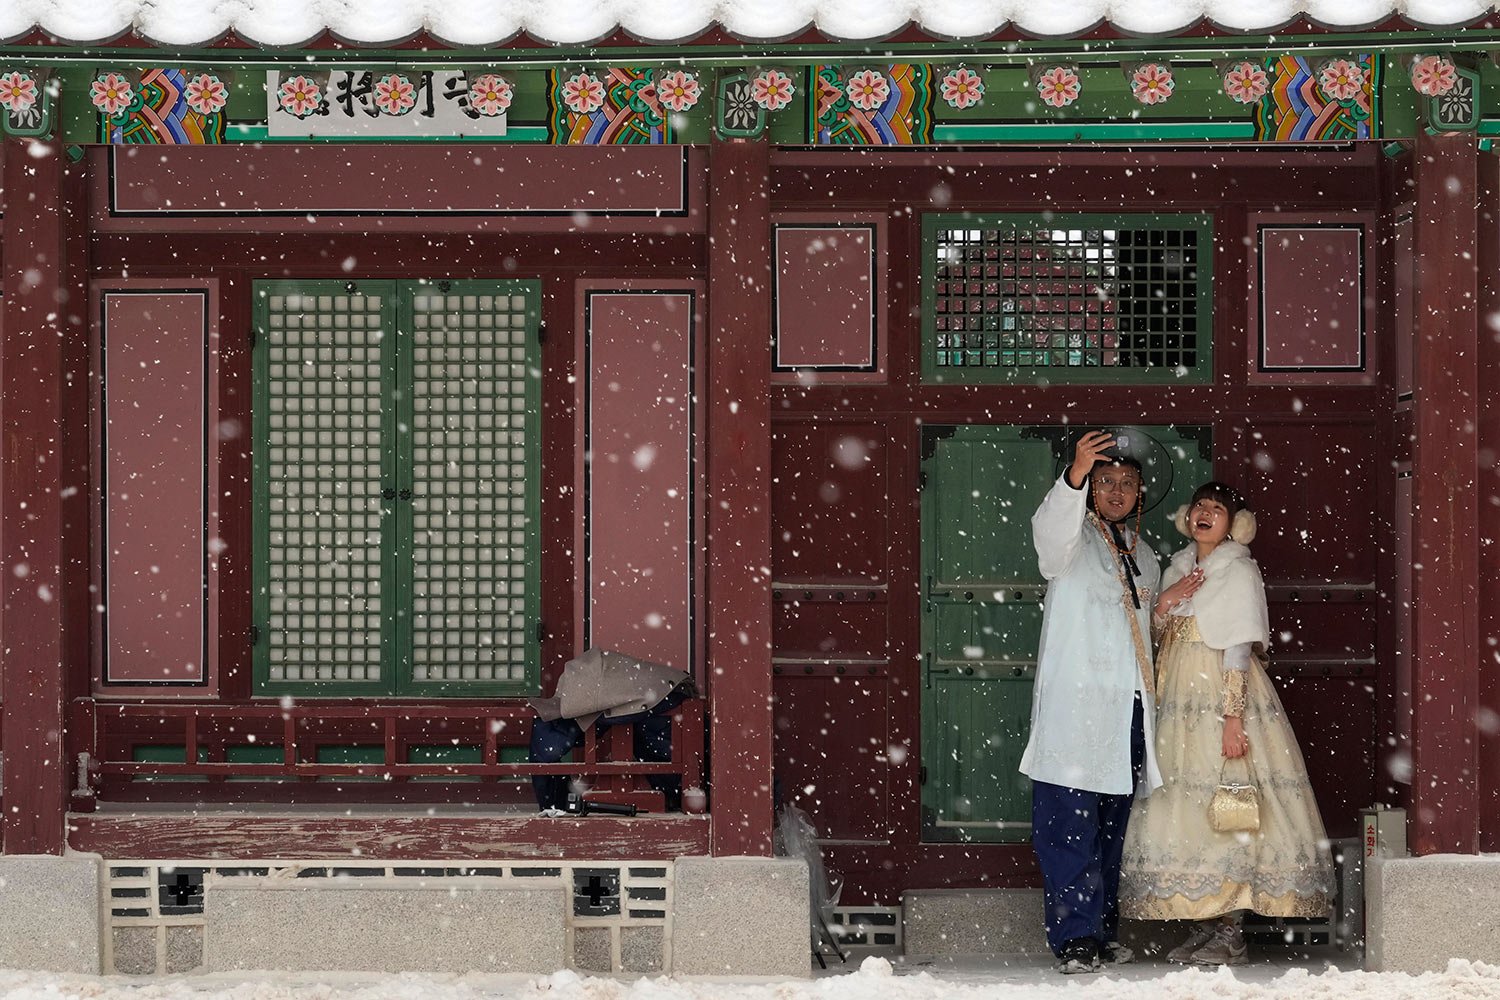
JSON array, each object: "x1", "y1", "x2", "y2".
[{"x1": 920, "y1": 423, "x2": 1211, "y2": 843}]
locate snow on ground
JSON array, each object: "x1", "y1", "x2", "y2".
[{"x1": 3, "y1": 955, "x2": 1500, "y2": 1000}]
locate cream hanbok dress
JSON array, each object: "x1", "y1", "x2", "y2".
[{"x1": 1119, "y1": 541, "x2": 1332, "y2": 920}]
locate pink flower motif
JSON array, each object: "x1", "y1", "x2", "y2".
[
  {"x1": 1036, "y1": 66, "x2": 1081, "y2": 109},
  {"x1": 940, "y1": 68, "x2": 985, "y2": 110},
  {"x1": 277, "y1": 75, "x2": 323, "y2": 119},
  {"x1": 90, "y1": 73, "x2": 134, "y2": 116},
  {"x1": 751, "y1": 69, "x2": 795, "y2": 112},
  {"x1": 562, "y1": 73, "x2": 606, "y2": 115},
  {"x1": 845, "y1": 70, "x2": 890, "y2": 112},
  {"x1": 0, "y1": 71, "x2": 38, "y2": 115},
  {"x1": 657, "y1": 70, "x2": 701, "y2": 113},
  {"x1": 1131, "y1": 63, "x2": 1174, "y2": 106},
  {"x1": 1318, "y1": 59, "x2": 1366, "y2": 103},
  {"x1": 1222, "y1": 61, "x2": 1269, "y2": 105},
  {"x1": 374, "y1": 74, "x2": 416, "y2": 116},
  {"x1": 1410, "y1": 54, "x2": 1458, "y2": 98},
  {"x1": 468, "y1": 74, "x2": 512, "y2": 116},
  {"x1": 184, "y1": 73, "x2": 227, "y2": 116}
]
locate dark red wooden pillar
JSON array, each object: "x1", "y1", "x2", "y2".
[
  {"x1": 705, "y1": 137, "x2": 774, "y2": 856},
  {"x1": 1407, "y1": 131, "x2": 1481, "y2": 855},
  {"x1": 1, "y1": 137, "x2": 70, "y2": 854},
  {"x1": 1478, "y1": 150, "x2": 1500, "y2": 853}
]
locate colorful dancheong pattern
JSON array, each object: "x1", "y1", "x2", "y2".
[
  {"x1": 1254, "y1": 54, "x2": 1379, "y2": 141},
  {"x1": 103, "y1": 68, "x2": 226, "y2": 144},
  {"x1": 548, "y1": 67, "x2": 671, "y2": 144},
  {"x1": 811, "y1": 64, "x2": 934, "y2": 145}
]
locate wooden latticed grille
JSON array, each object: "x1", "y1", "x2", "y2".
[
  {"x1": 922, "y1": 213, "x2": 1214, "y2": 384},
  {"x1": 253, "y1": 279, "x2": 541, "y2": 696},
  {"x1": 256, "y1": 287, "x2": 391, "y2": 689},
  {"x1": 406, "y1": 285, "x2": 537, "y2": 690}
]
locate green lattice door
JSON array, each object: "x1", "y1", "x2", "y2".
[
  {"x1": 252, "y1": 279, "x2": 541, "y2": 697},
  {"x1": 919, "y1": 424, "x2": 1211, "y2": 842}
]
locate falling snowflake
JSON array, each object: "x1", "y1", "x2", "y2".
[
  {"x1": 561, "y1": 72, "x2": 605, "y2": 115},
  {"x1": 751, "y1": 69, "x2": 795, "y2": 111},
  {"x1": 184, "y1": 73, "x2": 227, "y2": 116},
  {"x1": 1410, "y1": 55, "x2": 1458, "y2": 98},
  {"x1": 90, "y1": 73, "x2": 134, "y2": 116},
  {"x1": 940, "y1": 68, "x2": 985, "y2": 110},
  {"x1": 845, "y1": 70, "x2": 889, "y2": 112},
  {"x1": 1318, "y1": 59, "x2": 1366, "y2": 102},
  {"x1": 0, "y1": 71, "x2": 38, "y2": 115},
  {"x1": 1036, "y1": 66, "x2": 1081, "y2": 109},
  {"x1": 277, "y1": 75, "x2": 324, "y2": 119},
  {"x1": 657, "y1": 70, "x2": 701, "y2": 113},
  {"x1": 468, "y1": 74, "x2": 512, "y2": 116},
  {"x1": 1222, "y1": 61, "x2": 1269, "y2": 105},
  {"x1": 374, "y1": 74, "x2": 416, "y2": 116},
  {"x1": 1131, "y1": 63, "x2": 1175, "y2": 105}
]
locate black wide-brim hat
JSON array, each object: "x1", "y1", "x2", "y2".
[{"x1": 1059, "y1": 425, "x2": 1177, "y2": 517}]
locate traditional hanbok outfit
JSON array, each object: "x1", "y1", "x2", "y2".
[
  {"x1": 1022, "y1": 474, "x2": 1162, "y2": 957},
  {"x1": 1119, "y1": 540, "x2": 1332, "y2": 921}
]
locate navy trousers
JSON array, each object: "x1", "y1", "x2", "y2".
[
  {"x1": 528, "y1": 712, "x2": 678, "y2": 811},
  {"x1": 1031, "y1": 695, "x2": 1146, "y2": 956}
]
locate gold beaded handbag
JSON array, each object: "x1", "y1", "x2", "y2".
[{"x1": 1208, "y1": 757, "x2": 1260, "y2": 834}]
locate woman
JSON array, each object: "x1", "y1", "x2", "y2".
[{"x1": 1119, "y1": 481, "x2": 1331, "y2": 966}]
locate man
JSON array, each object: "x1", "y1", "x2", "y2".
[{"x1": 1020, "y1": 430, "x2": 1164, "y2": 973}]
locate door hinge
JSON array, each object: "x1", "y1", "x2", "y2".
[
  {"x1": 535, "y1": 619, "x2": 547, "y2": 643},
  {"x1": 248, "y1": 625, "x2": 260, "y2": 646},
  {"x1": 536, "y1": 321, "x2": 547, "y2": 344},
  {"x1": 919, "y1": 765, "x2": 928, "y2": 786},
  {"x1": 248, "y1": 329, "x2": 257, "y2": 348}
]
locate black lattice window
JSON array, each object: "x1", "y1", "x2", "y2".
[{"x1": 923, "y1": 214, "x2": 1213, "y2": 384}]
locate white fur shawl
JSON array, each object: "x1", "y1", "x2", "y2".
[{"x1": 1162, "y1": 539, "x2": 1270, "y2": 652}]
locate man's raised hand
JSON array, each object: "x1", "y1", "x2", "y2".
[{"x1": 1068, "y1": 430, "x2": 1116, "y2": 488}]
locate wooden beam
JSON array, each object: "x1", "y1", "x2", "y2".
[
  {"x1": 69, "y1": 813, "x2": 711, "y2": 861},
  {"x1": 1408, "y1": 131, "x2": 1482, "y2": 855},
  {"x1": 1478, "y1": 149, "x2": 1500, "y2": 853},
  {"x1": 1, "y1": 137, "x2": 69, "y2": 854},
  {"x1": 705, "y1": 137, "x2": 774, "y2": 857}
]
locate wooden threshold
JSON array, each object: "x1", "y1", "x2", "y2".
[{"x1": 68, "y1": 809, "x2": 711, "y2": 860}]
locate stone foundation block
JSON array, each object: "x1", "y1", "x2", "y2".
[
  {"x1": 902, "y1": 888, "x2": 1047, "y2": 957},
  {"x1": 0, "y1": 855, "x2": 101, "y2": 973},
  {"x1": 204, "y1": 876, "x2": 565, "y2": 973},
  {"x1": 1366, "y1": 855, "x2": 1500, "y2": 973},
  {"x1": 670, "y1": 856, "x2": 808, "y2": 977}
]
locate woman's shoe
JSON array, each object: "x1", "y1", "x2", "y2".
[
  {"x1": 1190, "y1": 923, "x2": 1248, "y2": 966},
  {"x1": 1166, "y1": 923, "x2": 1215, "y2": 964}
]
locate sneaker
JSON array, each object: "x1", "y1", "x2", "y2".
[
  {"x1": 1166, "y1": 924, "x2": 1216, "y2": 964},
  {"x1": 1190, "y1": 923, "x2": 1248, "y2": 966},
  {"x1": 1057, "y1": 937, "x2": 1101, "y2": 974},
  {"x1": 1099, "y1": 940, "x2": 1134, "y2": 965}
]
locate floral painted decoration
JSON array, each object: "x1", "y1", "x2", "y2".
[
  {"x1": 1318, "y1": 59, "x2": 1366, "y2": 102},
  {"x1": 940, "y1": 68, "x2": 985, "y2": 109},
  {"x1": 657, "y1": 70, "x2": 701, "y2": 113},
  {"x1": 468, "y1": 74, "x2": 512, "y2": 116},
  {"x1": 277, "y1": 75, "x2": 324, "y2": 119},
  {"x1": 90, "y1": 72, "x2": 135, "y2": 116},
  {"x1": 0, "y1": 71, "x2": 38, "y2": 115},
  {"x1": 1036, "y1": 66, "x2": 1081, "y2": 109},
  {"x1": 845, "y1": 69, "x2": 890, "y2": 111},
  {"x1": 374, "y1": 73, "x2": 416, "y2": 116},
  {"x1": 751, "y1": 69, "x2": 795, "y2": 112},
  {"x1": 184, "y1": 73, "x2": 227, "y2": 116},
  {"x1": 561, "y1": 72, "x2": 606, "y2": 115},
  {"x1": 1131, "y1": 63, "x2": 1174, "y2": 105},
  {"x1": 1410, "y1": 55, "x2": 1458, "y2": 98},
  {"x1": 1222, "y1": 61, "x2": 1270, "y2": 105}
]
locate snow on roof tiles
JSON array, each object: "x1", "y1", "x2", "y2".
[{"x1": 0, "y1": 0, "x2": 1492, "y2": 48}]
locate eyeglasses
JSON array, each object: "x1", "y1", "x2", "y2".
[{"x1": 1093, "y1": 476, "x2": 1141, "y2": 494}]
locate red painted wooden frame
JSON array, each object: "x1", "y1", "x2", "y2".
[
  {"x1": 770, "y1": 212, "x2": 888, "y2": 384},
  {"x1": 1246, "y1": 211, "x2": 1378, "y2": 385},
  {"x1": 88, "y1": 279, "x2": 222, "y2": 697}
]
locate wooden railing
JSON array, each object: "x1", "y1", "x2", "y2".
[{"x1": 70, "y1": 698, "x2": 706, "y2": 813}]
